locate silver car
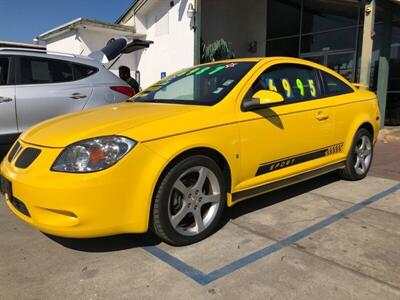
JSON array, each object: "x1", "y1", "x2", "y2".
[{"x1": 0, "y1": 38, "x2": 151, "y2": 157}]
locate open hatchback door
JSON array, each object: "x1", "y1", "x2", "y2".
[{"x1": 89, "y1": 37, "x2": 153, "y2": 64}]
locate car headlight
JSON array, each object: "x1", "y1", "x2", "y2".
[{"x1": 51, "y1": 136, "x2": 136, "y2": 173}]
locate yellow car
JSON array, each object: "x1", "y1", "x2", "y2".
[{"x1": 0, "y1": 57, "x2": 380, "y2": 245}]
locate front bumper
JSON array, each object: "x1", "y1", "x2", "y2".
[{"x1": 0, "y1": 140, "x2": 166, "y2": 238}]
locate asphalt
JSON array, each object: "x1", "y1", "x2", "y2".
[{"x1": 1, "y1": 170, "x2": 400, "y2": 299}]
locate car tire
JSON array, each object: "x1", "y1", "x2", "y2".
[
  {"x1": 339, "y1": 128, "x2": 373, "y2": 181},
  {"x1": 152, "y1": 155, "x2": 226, "y2": 246}
]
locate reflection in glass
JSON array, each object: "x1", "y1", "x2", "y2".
[
  {"x1": 267, "y1": 0, "x2": 301, "y2": 39},
  {"x1": 302, "y1": 55, "x2": 325, "y2": 65},
  {"x1": 301, "y1": 28, "x2": 357, "y2": 53},
  {"x1": 327, "y1": 52, "x2": 355, "y2": 81},
  {"x1": 266, "y1": 37, "x2": 300, "y2": 57},
  {"x1": 302, "y1": 0, "x2": 360, "y2": 34}
]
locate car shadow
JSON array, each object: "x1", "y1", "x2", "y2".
[
  {"x1": 44, "y1": 233, "x2": 162, "y2": 252},
  {"x1": 44, "y1": 172, "x2": 340, "y2": 252},
  {"x1": 222, "y1": 172, "x2": 340, "y2": 226}
]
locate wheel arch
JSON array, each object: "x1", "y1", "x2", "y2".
[
  {"x1": 358, "y1": 122, "x2": 374, "y2": 138},
  {"x1": 154, "y1": 147, "x2": 233, "y2": 194},
  {"x1": 344, "y1": 117, "x2": 376, "y2": 155}
]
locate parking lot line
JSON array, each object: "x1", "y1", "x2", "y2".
[{"x1": 143, "y1": 183, "x2": 400, "y2": 286}]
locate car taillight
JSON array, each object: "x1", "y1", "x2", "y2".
[{"x1": 110, "y1": 86, "x2": 135, "y2": 97}]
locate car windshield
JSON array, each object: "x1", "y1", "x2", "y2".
[{"x1": 133, "y1": 62, "x2": 256, "y2": 106}]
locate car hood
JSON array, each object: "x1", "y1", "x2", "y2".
[{"x1": 20, "y1": 102, "x2": 204, "y2": 148}]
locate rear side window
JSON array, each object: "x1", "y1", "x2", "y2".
[
  {"x1": 245, "y1": 64, "x2": 321, "y2": 103},
  {"x1": 73, "y1": 63, "x2": 98, "y2": 80},
  {"x1": 321, "y1": 71, "x2": 353, "y2": 96},
  {"x1": 0, "y1": 57, "x2": 10, "y2": 85},
  {"x1": 20, "y1": 57, "x2": 74, "y2": 84}
]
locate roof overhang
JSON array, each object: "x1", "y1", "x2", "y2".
[
  {"x1": 116, "y1": 0, "x2": 152, "y2": 24},
  {"x1": 0, "y1": 40, "x2": 46, "y2": 50},
  {"x1": 38, "y1": 17, "x2": 136, "y2": 41}
]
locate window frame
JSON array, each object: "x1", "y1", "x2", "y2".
[
  {"x1": 241, "y1": 62, "x2": 324, "y2": 110},
  {"x1": 72, "y1": 62, "x2": 99, "y2": 81}
]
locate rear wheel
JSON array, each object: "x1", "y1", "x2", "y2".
[
  {"x1": 340, "y1": 128, "x2": 373, "y2": 180},
  {"x1": 152, "y1": 156, "x2": 226, "y2": 246}
]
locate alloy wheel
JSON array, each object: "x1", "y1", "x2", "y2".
[
  {"x1": 167, "y1": 166, "x2": 221, "y2": 236},
  {"x1": 354, "y1": 135, "x2": 372, "y2": 175}
]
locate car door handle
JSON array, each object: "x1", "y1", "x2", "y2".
[
  {"x1": 316, "y1": 111, "x2": 329, "y2": 121},
  {"x1": 0, "y1": 96, "x2": 13, "y2": 103},
  {"x1": 69, "y1": 93, "x2": 87, "y2": 100}
]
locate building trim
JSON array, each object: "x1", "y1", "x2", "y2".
[
  {"x1": 39, "y1": 18, "x2": 135, "y2": 41},
  {"x1": 115, "y1": 0, "x2": 149, "y2": 24}
]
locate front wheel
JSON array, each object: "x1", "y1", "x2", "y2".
[
  {"x1": 340, "y1": 128, "x2": 373, "y2": 181},
  {"x1": 152, "y1": 156, "x2": 226, "y2": 246}
]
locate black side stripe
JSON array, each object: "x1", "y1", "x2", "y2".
[
  {"x1": 256, "y1": 143, "x2": 344, "y2": 176},
  {"x1": 233, "y1": 161, "x2": 345, "y2": 203}
]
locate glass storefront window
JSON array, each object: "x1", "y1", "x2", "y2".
[
  {"x1": 326, "y1": 52, "x2": 355, "y2": 81},
  {"x1": 266, "y1": 37, "x2": 300, "y2": 57},
  {"x1": 301, "y1": 28, "x2": 357, "y2": 53},
  {"x1": 267, "y1": 0, "x2": 301, "y2": 39},
  {"x1": 389, "y1": 20, "x2": 400, "y2": 92},
  {"x1": 302, "y1": 0, "x2": 360, "y2": 34}
]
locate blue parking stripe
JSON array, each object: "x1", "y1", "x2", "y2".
[{"x1": 143, "y1": 183, "x2": 400, "y2": 285}]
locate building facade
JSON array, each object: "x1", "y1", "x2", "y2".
[
  {"x1": 116, "y1": 0, "x2": 400, "y2": 125},
  {"x1": 38, "y1": 0, "x2": 400, "y2": 125}
]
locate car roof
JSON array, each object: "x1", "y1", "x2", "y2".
[{"x1": 0, "y1": 48, "x2": 101, "y2": 67}]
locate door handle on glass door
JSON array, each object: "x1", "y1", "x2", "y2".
[
  {"x1": 316, "y1": 111, "x2": 329, "y2": 120},
  {"x1": 70, "y1": 93, "x2": 87, "y2": 100},
  {"x1": 0, "y1": 96, "x2": 13, "y2": 103}
]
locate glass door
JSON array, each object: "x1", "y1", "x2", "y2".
[{"x1": 300, "y1": 51, "x2": 356, "y2": 82}]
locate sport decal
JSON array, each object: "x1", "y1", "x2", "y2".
[{"x1": 256, "y1": 143, "x2": 344, "y2": 176}]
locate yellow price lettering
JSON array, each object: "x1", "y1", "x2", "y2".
[
  {"x1": 308, "y1": 79, "x2": 317, "y2": 97},
  {"x1": 268, "y1": 79, "x2": 278, "y2": 92},
  {"x1": 281, "y1": 79, "x2": 293, "y2": 98}
]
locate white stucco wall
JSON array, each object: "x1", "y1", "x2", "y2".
[
  {"x1": 122, "y1": 0, "x2": 196, "y2": 88},
  {"x1": 45, "y1": 31, "x2": 82, "y2": 55},
  {"x1": 201, "y1": 0, "x2": 266, "y2": 58}
]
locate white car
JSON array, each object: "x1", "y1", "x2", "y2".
[{"x1": 0, "y1": 38, "x2": 152, "y2": 157}]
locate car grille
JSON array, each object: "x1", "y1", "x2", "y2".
[
  {"x1": 8, "y1": 141, "x2": 21, "y2": 162},
  {"x1": 15, "y1": 147, "x2": 41, "y2": 169},
  {"x1": 10, "y1": 196, "x2": 30, "y2": 217}
]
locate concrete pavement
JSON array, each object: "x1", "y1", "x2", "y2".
[{"x1": 1, "y1": 173, "x2": 400, "y2": 300}]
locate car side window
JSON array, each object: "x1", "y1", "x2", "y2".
[
  {"x1": 73, "y1": 63, "x2": 98, "y2": 80},
  {"x1": 0, "y1": 56, "x2": 10, "y2": 85},
  {"x1": 20, "y1": 57, "x2": 74, "y2": 84},
  {"x1": 245, "y1": 64, "x2": 321, "y2": 103},
  {"x1": 320, "y1": 71, "x2": 354, "y2": 96}
]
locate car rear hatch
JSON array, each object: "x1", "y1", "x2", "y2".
[{"x1": 88, "y1": 37, "x2": 153, "y2": 64}]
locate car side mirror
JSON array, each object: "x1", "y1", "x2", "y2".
[{"x1": 242, "y1": 90, "x2": 284, "y2": 112}]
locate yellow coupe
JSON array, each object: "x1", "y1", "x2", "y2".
[{"x1": 0, "y1": 57, "x2": 380, "y2": 245}]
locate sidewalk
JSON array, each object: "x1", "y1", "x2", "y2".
[{"x1": 370, "y1": 127, "x2": 400, "y2": 181}]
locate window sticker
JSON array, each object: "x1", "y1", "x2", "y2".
[
  {"x1": 308, "y1": 79, "x2": 317, "y2": 97},
  {"x1": 267, "y1": 78, "x2": 278, "y2": 92},
  {"x1": 225, "y1": 63, "x2": 238, "y2": 68},
  {"x1": 213, "y1": 87, "x2": 224, "y2": 94},
  {"x1": 195, "y1": 67, "x2": 211, "y2": 75},
  {"x1": 174, "y1": 69, "x2": 189, "y2": 77},
  {"x1": 296, "y1": 79, "x2": 305, "y2": 97},
  {"x1": 223, "y1": 79, "x2": 235, "y2": 86},
  {"x1": 186, "y1": 68, "x2": 201, "y2": 76},
  {"x1": 281, "y1": 78, "x2": 293, "y2": 98},
  {"x1": 208, "y1": 65, "x2": 226, "y2": 75}
]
